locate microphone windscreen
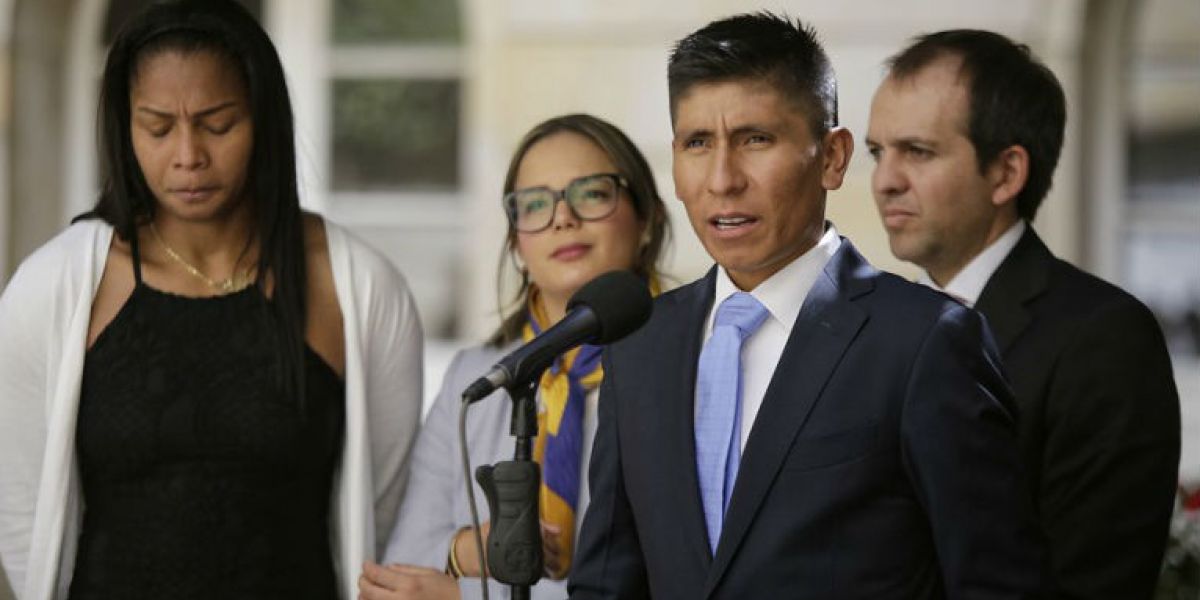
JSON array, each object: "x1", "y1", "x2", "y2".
[{"x1": 566, "y1": 270, "x2": 652, "y2": 345}]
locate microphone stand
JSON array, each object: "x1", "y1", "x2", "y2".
[{"x1": 475, "y1": 378, "x2": 543, "y2": 600}]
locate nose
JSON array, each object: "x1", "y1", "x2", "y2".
[
  {"x1": 550, "y1": 194, "x2": 581, "y2": 230},
  {"x1": 871, "y1": 151, "x2": 907, "y2": 200},
  {"x1": 172, "y1": 126, "x2": 208, "y2": 170},
  {"x1": 706, "y1": 145, "x2": 747, "y2": 198}
]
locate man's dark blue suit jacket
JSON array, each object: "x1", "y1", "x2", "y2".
[{"x1": 569, "y1": 239, "x2": 1045, "y2": 599}]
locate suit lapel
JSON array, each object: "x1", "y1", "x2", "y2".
[
  {"x1": 974, "y1": 228, "x2": 1051, "y2": 354},
  {"x1": 702, "y1": 242, "x2": 873, "y2": 597},
  {"x1": 654, "y1": 268, "x2": 717, "y2": 569}
]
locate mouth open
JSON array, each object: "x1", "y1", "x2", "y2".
[{"x1": 711, "y1": 215, "x2": 759, "y2": 231}]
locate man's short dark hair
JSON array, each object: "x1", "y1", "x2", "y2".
[
  {"x1": 668, "y1": 12, "x2": 838, "y2": 138},
  {"x1": 888, "y1": 29, "x2": 1066, "y2": 221}
]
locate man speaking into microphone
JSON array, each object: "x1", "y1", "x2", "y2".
[{"x1": 569, "y1": 13, "x2": 1045, "y2": 599}]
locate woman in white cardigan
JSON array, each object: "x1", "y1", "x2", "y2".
[
  {"x1": 0, "y1": 2, "x2": 422, "y2": 599},
  {"x1": 359, "y1": 114, "x2": 668, "y2": 600}
]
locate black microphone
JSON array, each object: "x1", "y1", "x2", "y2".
[{"x1": 462, "y1": 270, "x2": 652, "y2": 403}]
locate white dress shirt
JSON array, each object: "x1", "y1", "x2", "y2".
[
  {"x1": 699, "y1": 226, "x2": 842, "y2": 451},
  {"x1": 918, "y1": 220, "x2": 1026, "y2": 307}
]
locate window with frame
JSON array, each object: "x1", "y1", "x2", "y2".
[
  {"x1": 324, "y1": 0, "x2": 466, "y2": 339},
  {"x1": 330, "y1": 0, "x2": 462, "y2": 196}
]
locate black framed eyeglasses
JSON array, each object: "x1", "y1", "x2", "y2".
[{"x1": 503, "y1": 173, "x2": 628, "y2": 233}]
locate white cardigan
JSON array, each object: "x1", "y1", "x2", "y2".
[{"x1": 0, "y1": 219, "x2": 423, "y2": 600}]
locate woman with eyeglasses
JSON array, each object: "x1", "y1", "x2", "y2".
[
  {"x1": 0, "y1": 2, "x2": 422, "y2": 598},
  {"x1": 359, "y1": 114, "x2": 669, "y2": 600}
]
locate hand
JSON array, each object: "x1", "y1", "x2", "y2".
[
  {"x1": 540, "y1": 520, "x2": 567, "y2": 580},
  {"x1": 452, "y1": 521, "x2": 491, "y2": 577},
  {"x1": 359, "y1": 562, "x2": 460, "y2": 600}
]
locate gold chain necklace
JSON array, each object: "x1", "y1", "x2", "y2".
[{"x1": 149, "y1": 223, "x2": 254, "y2": 293}]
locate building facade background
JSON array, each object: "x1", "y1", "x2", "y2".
[{"x1": 0, "y1": 1, "x2": 1196, "y2": 596}]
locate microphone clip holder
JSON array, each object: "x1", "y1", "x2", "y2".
[{"x1": 475, "y1": 378, "x2": 543, "y2": 600}]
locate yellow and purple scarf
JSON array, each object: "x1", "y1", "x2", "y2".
[
  {"x1": 526, "y1": 288, "x2": 601, "y2": 580},
  {"x1": 526, "y1": 276, "x2": 659, "y2": 579}
]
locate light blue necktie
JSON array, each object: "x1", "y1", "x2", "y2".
[{"x1": 695, "y1": 291, "x2": 769, "y2": 555}]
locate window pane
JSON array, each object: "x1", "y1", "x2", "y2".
[
  {"x1": 332, "y1": 79, "x2": 460, "y2": 191},
  {"x1": 333, "y1": 0, "x2": 461, "y2": 44},
  {"x1": 1126, "y1": 0, "x2": 1200, "y2": 202},
  {"x1": 104, "y1": 0, "x2": 263, "y2": 44},
  {"x1": 1128, "y1": 127, "x2": 1200, "y2": 203}
]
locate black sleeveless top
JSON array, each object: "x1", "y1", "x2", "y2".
[{"x1": 69, "y1": 240, "x2": 345, "y2": 600}]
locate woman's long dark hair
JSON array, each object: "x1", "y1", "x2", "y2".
[
  {"x1": 83, "y1": 0, "x2": 307, "y2": 404},
  {"x1": 487, "y1": 114, "x2": 670, "y2": 347}
]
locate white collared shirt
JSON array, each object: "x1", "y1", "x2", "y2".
[
  {"x1": 918, "y1": 220, "x2": 1026, "y2": 307},
  {"x1": 699, "y1": 225, "x2": 842, "y2": 451}
]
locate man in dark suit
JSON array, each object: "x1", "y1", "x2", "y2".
[
  {"x1": 569, "y1": 14, "x2": 1044, "y2": 599},
  {"x1": 866, "y1": 30, "x2": 1180, "y2": 598}
]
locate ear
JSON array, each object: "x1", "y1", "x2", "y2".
[
  {"x1": 987, "y1": 145, "x2": 1029, "y2": 208},
  {"x1": 820, "y1": 127, "x2": 854, "y2": 191},
  {"x1": 638, "y1": 216, "x2": 652, "y2": 248}
]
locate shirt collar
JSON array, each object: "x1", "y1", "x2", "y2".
[
  {"x1": 918, "y1": 220, "x2": 1026, "y2": 307},
  {"x1": 713, "y1": 224, "x2": 842, "y2": 332}
]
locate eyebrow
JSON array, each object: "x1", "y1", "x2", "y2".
[
  {"x1": 134, "y1": 101, "x2": 239, "y2": 120},
  {"x1": 674, "y1": 123, "x2": 777, "y2": 141},
  {"x1": 673, "y1": 126, "x2": 709, "y2": 141},
  {"x1": 513, "y1": 173, "x2": 614, "y2": 193},
  {"x1": 867, "y1": 134, "x2": 938, "y2": 148},
  {"x1": 895, "y1": 136, "x2": 938, "y2": 148}
]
